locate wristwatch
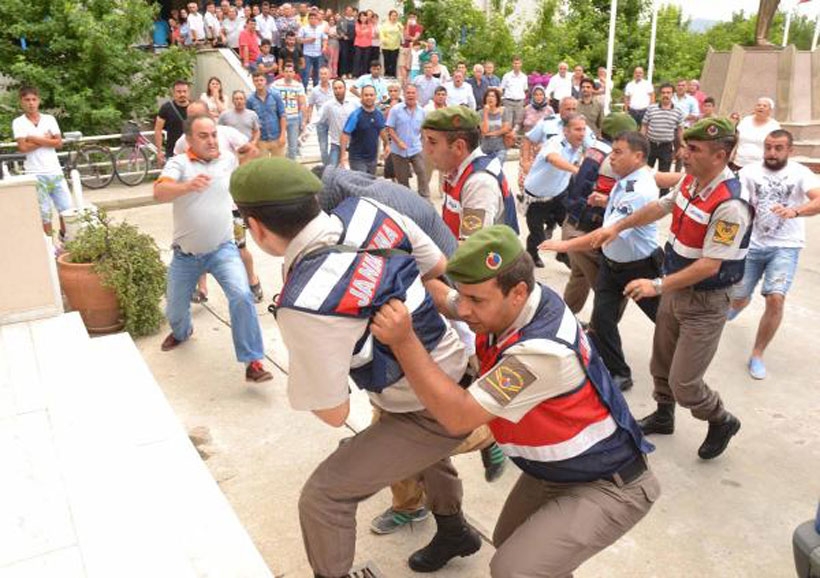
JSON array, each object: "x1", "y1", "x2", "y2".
[{"x1": 652, "y1": 277, "x2": 664, "y2": 295}]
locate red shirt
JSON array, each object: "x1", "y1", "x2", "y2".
[
  {"x1": 402, "y1": 23, "x2": 423, "y2": 47},
  {"x1": 239, "y1": 29, "x2": 260, "y2": 64}
]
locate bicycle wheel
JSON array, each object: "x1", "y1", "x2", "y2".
[
  {"x1": 75, "y1": 144, "x2": 116, "y2": 189},
  {"x1": 114, "y1": 146, "x2": 150, "y2": 187}
]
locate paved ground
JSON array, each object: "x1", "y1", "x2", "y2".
[{"x1": 99, "y1": 163, "x2": 819, "y2": 578}]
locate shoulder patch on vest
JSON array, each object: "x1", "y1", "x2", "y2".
[
  {"x1": 712, "y1": 220, "x2": 740, "y2": 245},
  {"x1": 586, "y1": 147, "x2": 605, "y2": 164},
  {"x1": 460, "y1": 208, "x2": 486, "y2": 237},
  {"x1": 476, "y1": 355, "x2": 537, "y2": 407}
]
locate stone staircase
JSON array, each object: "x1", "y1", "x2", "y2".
[
  {"x1": 0, "y1": 312, "x2": 274, "y2": 578},
  {"x1": 782, "y1": 121, "x2": 820, "y2": 172}
]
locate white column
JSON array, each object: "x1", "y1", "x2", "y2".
[
  {"x1": 604, "y1": 0, "x2": 618, "y2": 114},
  {"x1": 647, "y1": 0, "x2": 659, "y2": 84},
  {"x1": 783, "y1": 9, "x2": 793, "y2": 46},
  {"x1": 813, "y1": 14, "x2": 820, "y2": 50}
]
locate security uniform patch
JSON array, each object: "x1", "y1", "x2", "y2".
[
  {"x1": 476, "y1": 356, "x2": 537, "y2": 407},
  {"x1": 712, "y1": 220, "x2": 740, "y2": 245},
  {"x1": 460, "y1": 208, "x2": 486, "y2": 238}
]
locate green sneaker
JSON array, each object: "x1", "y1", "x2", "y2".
[{"x1": 370, "y1": 506, "x2": 430, "y2": 535}]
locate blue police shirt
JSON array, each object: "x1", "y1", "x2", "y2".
[
  {"x1": 246, "y1": 88, "x2": 286, "y2": 141},
  {"x1": 386, "y1": 103, "x2": 425, "y2": 157},
  {"x1": 523, "y1": 134, "x2": 584, "y2": 199},
  {"x1": 354, "y1": 74, "x2": 389, "y2": 103},
  {"x1": 602, "y1": 166, "x2": 660, "y2": 262},
  {"x1": 343, "y1": 106, "x2": 386, "y2": 161}
]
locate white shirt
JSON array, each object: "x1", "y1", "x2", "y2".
[
  {"x1": 735, "y1": 116, "x2": 781, "y2": 168},
  {"x1": 500, "y1": 70, "x2": 528, "y2": 100},
  {"x1": 173, "y1": 125, "x2": 249, "y2": 171},
  {"x1": 317, "y1": 98, "x2": 357, "y2": 145},
  {"x1": 255, "y1": 13, "x2": 277, "y2": 42},
  {"x1": 12, "y1": 113, "x2": 63, "y2": 175},
  {"x1": 186, "y1": 11, "x2": 206, "y2": 40},
  {"x1": 740, "y1": 160, "x2": 820, "y2": 249},
  {"x1": 444, "y1": 82, "x2": 477, "y2": 110},
  {"x1": 545, "y1": 73, "x2": 572, "y2": 102},
  {"x1": 624, "y1": 79, "x2": 654, "y2": 110},
  {"x1": 204, "y1": 11, "x2": 221, "y2": 38},
  {"x1": 222, "y1": 17, "x2": 242, "y2": 48}
]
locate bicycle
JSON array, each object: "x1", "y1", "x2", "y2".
[
  {"x1": 114, "y1": 121, "x2": 159, "y2": 186},
  {"x1": 61, "y1": 131, "x2": 116, "y2": 189}
]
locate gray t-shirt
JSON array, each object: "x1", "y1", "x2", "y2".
[{"x1": 218, "y1": 108, "x2": 260, "y2": 140}]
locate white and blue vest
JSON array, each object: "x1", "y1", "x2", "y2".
[{"x1": 277, "y1": 197, "x2": 447, "y2": 393}]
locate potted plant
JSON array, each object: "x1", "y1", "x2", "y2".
[{"x1": 57, "y1": 210, "x2": 166, "y2": 337}]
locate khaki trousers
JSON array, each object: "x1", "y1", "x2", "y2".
[
  {"x1": 490, "y1": 468, "x2": 660, "y2": 578},
  {"x1": 561, "y1": 221, "x2": 601, "y2": 314},
  {"x1": 257, "y1": 139, "x2": 285, "y2": 157},
  {"x1": 371, "y1": 407, "x2": 495, "y2": 512},
  {"x1": 650, "y1": 287, "x2": 730, "y2": 422},
  {"x1": 299, "y1": 409, "x2": 465, "y2": 577}
]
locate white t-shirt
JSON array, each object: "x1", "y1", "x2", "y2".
[
  {"x1": 444, "y1": 82, "x2": 476, "y2": 110},
  {"x1": 255, "y1": 14, "x2": 277, "y2": 42},
  {"x1": 545, "y1": 73, "x2": 572, "y2": 102},
  {"x1": 410, "y1": 48, "x2": 422, "y2": 71},
  {"x1": 204, "y1": 11, "x2": 221, "y2": 38},
  {"x1": 500, "y1": 71, "x2": 528, "y2": 100},
  {"x1": 173, "y1": 125, "x2": 249, "y2": 171},
  {"x1": 734, "y1": 116, "x2": 781, "y2": 168},
  {"x1": 186, "y1": 12, "x2": 206, "y2": 40},
  {"x1": 624, "y1": 79, "x2": 654, "y2": 110},
  {"x1": 12, "y1": 113, "x2": 63, "y2": 175},
  {"x1": 739, "y1": 161, "x2": 820, "y2": 249}
]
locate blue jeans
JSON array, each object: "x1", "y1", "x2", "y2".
[
  {"x1": 286, "y1": 115, "x2": 301, "y2": 160},
  {"x1": 732, "y1": 246, "x2": 801, "y2": 299},
  {"x1": 316, "y1": 122, "x2": 330, "y2": 165},
  {"x1": 302, "y1": 54, "x2": 323, "y2": 88},
  {"x1": 329, "y1": 143, "x2": 341, "y2": 167},
  {"x1": 166, "y1": 241, "x2": 264, "y2": 363}
]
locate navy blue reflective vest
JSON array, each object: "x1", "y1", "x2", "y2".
[
  {"x1": 277, "y1": 198, "x2": 447, "y2": 393},
  {"x1": 665, "y1": 175, "x2": 753, "y2": 290},
  {"x1": 563, "y1": 140, "x2": 615, "y2": 233},
  {"x1": 477, "y1": 284, "x2": 653, "y2": 483}
]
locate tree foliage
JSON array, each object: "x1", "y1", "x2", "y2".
[{"x1": 0, "y1": 0, "x2": 193, "y2": 141}]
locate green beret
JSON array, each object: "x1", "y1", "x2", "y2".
[
  {"x1": 230, "y1": 157, "x2": 322, "y2": 206},
  {"x1": 601, "y1": 112, "x2": 637, "y2": 139},
  {"x1": 421, "y1": 106, "x2": 481, "y2": 132},
  {"x1": 684, "y1": 117, "x2": 736, "y2": 142},
  {"x1": 446, "y1": 225, "x2": 524, "y2": 284}
]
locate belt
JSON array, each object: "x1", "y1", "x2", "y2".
[
  {"x1": 608, "y1": 454, "x2": 647, "y2": 487},
  {"x1": 503, "y1": 97, "x2": 524, "y2": 102},
  {"x1": 525, "y1": 190, "x2": 564, "y2": 203},
  {"x1": 649, "y1": 140, "x2": 674, "y2": 146},
  {"x1": 603, "y1": 254, "x2": 655, "y2": 272}
]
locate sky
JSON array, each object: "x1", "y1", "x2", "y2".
[{"x1": 664, "y1": 0, "x2": 820, "y2": 21}]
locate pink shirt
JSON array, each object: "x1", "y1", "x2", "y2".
[
  {"x1": 355, "y1": 22, "x2": 373, "y2": 48},
  {"x1": 239, "y1": 29, "x2": 260, "y2": 64}
]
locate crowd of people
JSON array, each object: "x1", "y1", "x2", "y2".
[{"x1": 14, "y1": 4, "x2": 820, "y2": 577}]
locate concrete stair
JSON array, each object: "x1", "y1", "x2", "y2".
[{"x1": 0, "y1": 312, "x2": 274, "y2": 578}]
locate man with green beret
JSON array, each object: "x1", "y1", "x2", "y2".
[
  {"x1": 421, "y1": 105, "x2": 519, "y2": 241},
  {"x1": 542, "y1": 130, "x2": 663, "y2": 392},
  {"x1": 230, "y1": 156, "x2": 483, "y2": 577},
  {"x1": 370, "y1": 224, "x2": 659, "y2": 577},
  {"x1": 592, "y1": 116, "x2": 751, "y2": 460}
]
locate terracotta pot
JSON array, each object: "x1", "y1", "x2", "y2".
[{"x1": 57, "y1": 253, "x2": 124, "y2": 334}]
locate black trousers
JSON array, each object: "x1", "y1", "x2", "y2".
[
  {"x1": 383, "y1": 49, "x2": 399, "y2": 77},
  {"x1": 628, "y1": 107, "x2": 647, "y2": 126},
  {"x1": 339, "y1": 39, "x2": 355, "y2": 76},
  {"x1": 589, "y1": 253, "x2": 662, "y2": 379},
  {"x1": 353, "y1": 46, "x2": 370, "y2": 77},
  {"x1": 648, "y1": 140, "x2": 674, "y2": 195},
  {"x1": 525, "y1": 193, "x2": 566, "y2": 255}
]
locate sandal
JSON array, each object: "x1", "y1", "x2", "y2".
[{"x1": 191, "y1": 289, "x2": 208, "y2": 304}]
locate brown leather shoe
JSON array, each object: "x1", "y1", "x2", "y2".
[
  {"x1": 246, "y1": 360, "x2": 273, "y2": 383},
  {"x1": 161, "y1": 329, "x2": 192, "y2": 352}
]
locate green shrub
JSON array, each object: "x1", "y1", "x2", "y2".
[{"x1": 66, "y1": 210, "x2": 166, "y2": 337}]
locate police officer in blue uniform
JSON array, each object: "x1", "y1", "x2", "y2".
[
  {"x1": 371, "y1": 225, "x2": 659, "y2": 577},
  {"x1": 230, "y1": 157, "x2": 482, "y2": 577},
  {"x1": 542, "y1": 129, "x2": 663, "y2": 391}
]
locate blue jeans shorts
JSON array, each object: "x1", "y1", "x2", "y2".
[
  {"x1": 733, "y1": 246, "x2": 801, "y2": 300},
  {"x1": 36, "y1": 174, "x2": 73, "y2": 223}
]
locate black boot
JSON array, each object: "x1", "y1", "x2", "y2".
[
  {"x1": 698, "y1": 412, "x2": 741, "y2": 460},
  {"x1": 407, "y1": 512, "x2": 481, "y2": 572},
  {"x1": 528, "y1": 250, "x2": 545, "y2": 268},
  {"x1": 480, "y1": 442, "x2": 507, "y2": 482},
  {"x1": 612, "y1": 374, "x2": 634, "y2": 392},
  {"x1": 637, "y1": 403, "x2": 675, "y2": 435}
]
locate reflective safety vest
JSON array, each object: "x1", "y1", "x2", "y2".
[
  {"x1": 476, "y1": 284, "x2": 653, "y2": 483},
  {"x1": 442, "y1": 153, "x2": 520, "y2": 238},
  {"x1": 277, "y1": 197, "x2": 447, "y2": 393},
  {"x1": 563, "y1": 139, "x2": 616, "y2": 232},
  {"x1": 665, "y1": 174, "x2": 752, "y2": 290}
]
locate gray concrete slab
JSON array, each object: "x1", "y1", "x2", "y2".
[{"x1": 108, "y1": 165, "x2": 820, "y2": 577}]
